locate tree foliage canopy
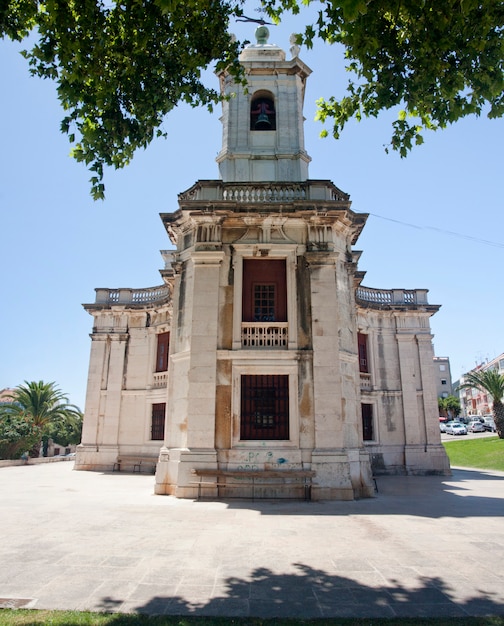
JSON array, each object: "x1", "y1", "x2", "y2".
[
  {"x1": 2, "y1": 0, "x2": 503, "y2": 198},
  {"x1": 438, "y1": 395, "x2": 461, "y2": 418},
  {"x1": 0, "y1": 381, "x2": 83, "y2": 458},
  {"x1": 265, "y1": 0, "x2": 504, "y2": 154},
  {"x1": 0, "y1": 412, "x2": 40, "y2": 460}
]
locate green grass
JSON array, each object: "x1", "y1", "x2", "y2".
[
  {"x1": 0, "y1": 613, "x2": 504, "y2": 626},
  {"x1": 443, "y1": 435, "x2": 504, "y2": 471}
]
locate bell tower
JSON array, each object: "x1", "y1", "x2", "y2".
[{"x1": 216, "y1": 27, "x2": 312, "y2": 182}]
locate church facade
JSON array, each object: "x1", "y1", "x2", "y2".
[{"x1": 75, "y1": 31, "x2": 450, "y2": 499}]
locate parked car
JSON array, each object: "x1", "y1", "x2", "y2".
[
  {"x1": 439, "y1": 421, "x2": 447, "y2": 433},
  {"x1": 468, "y1": 420, "x2": 486, "y2": 433},
  {"x1": 445, "y1": 422, "x2": 468, "y2": 435},
  {"x1": 483, "y1": 417, "x2": 497, "y2": 433}
]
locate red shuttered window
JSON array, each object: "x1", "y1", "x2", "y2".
[{"x1": 155, "y1": 332, "x2": 170, "y2": 372}]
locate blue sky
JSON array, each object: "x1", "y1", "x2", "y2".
[{"x1": 1, "y1": 13, "x2": 503, "y2": 409}]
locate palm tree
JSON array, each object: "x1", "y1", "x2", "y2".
[
  {"x1": 457, "y1": 369, "x2": 504, "y2": 439},
  {"x1": 0, "y1": 381, "x2": 82, "y2": 457}
]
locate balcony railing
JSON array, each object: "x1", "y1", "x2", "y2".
[
  {"x1": 152, "y1": 372, "x2": 168, "y2": 388},
  {"x1": 356, "y1": 286, "x2": 428, "y2": 307},
  {"x1": 223, "y1": 184, "x2": 307, "y2": 203},
  {"x1": 360, "y1": 373, "x2": 372, "y2": 391},
  {"x1": 241, "y1": 323, "x2": 288, "y2": 348},
  {"x1": 94, "y1": 286, "x2": 170, "y2": 306},
  {"x1": 178, "y1": 180, "x2": 350, "y2": 203}
]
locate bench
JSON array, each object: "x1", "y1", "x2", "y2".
[
  {"x1": 113, "y1": 456, "x2": 157, "y2": 474},
  {"x1": 191, "y1": 468, "x2": 316, "y2": 501}
]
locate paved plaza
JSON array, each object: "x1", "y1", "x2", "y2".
[{"x1": 1, "y1": 460, "x2": 503, "y2": 618}]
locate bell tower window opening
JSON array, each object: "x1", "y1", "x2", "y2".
[
  {"x1": 241, "y1": 375, "x2": 289, "y2": 440},
  {"x1": 250, "y1": 95, "x2": 276, "y2": 131}
]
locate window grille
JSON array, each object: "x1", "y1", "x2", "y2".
[
  {"x1": 362, "y1": 403, "x2": 374, "y2": 441},
  {"x1": 240, "y1": 375, "x2": 289, "y2": 440},
  {"x1": 253, "y1": 284, "x2": 276, "y2": 321}
]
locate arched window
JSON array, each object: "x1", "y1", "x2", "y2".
[{"x1": 250, "y1": 95, "x2": 276, "y2": 131}]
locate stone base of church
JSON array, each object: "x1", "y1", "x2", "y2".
[
  {"x1": 367, "y1": 443, "x2": 451, "y2": 476},
  {"x1": 404, "y1": 444, "x2": 452, "y2": 476},
  {"x1": 154, "y1": 447, "x2": 218, "y2": 497},
  {"x1": 74, "y1": 443, "x2": 119, "y2": 472},
  {"x1": 154, "y1": 446, "x2": 376, "y2": 501},
  {"x1": 310, "y1": 448, "x2": 375, "y2": 501}
]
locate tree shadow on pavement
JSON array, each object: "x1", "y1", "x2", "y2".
[{"x1": 95, "y1": 564, "x2": 504, "y2": 620}]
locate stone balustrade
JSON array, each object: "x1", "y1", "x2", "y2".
[
  {"x1": 241, "y1": 323, "x2": 289, "y2": 348},
  {"x1": 93, "y1": 284, "x2": 427, "y2": 312},
  {"x1": 178, "y1": 180, "x2": 349, "y2": 203},
  {"x1": 356, "y1": 286, "x2": 429, "y2": 307},
  {"x1": 360, "y1": 373, "x2": 372, "y2": 391},
  {"x1": 152, "y1": 372, "x2": 168, "y2": 388},
  {"x1": 94, "y1": 286, "x2": 170, "y2": 305},
  {"x1": 223, "y1": 184, "x2": 307, "y2": 202}
]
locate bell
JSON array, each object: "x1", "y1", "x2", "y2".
[{"x1": 255, "y1": 113, "x2": 272, "y2": 130}]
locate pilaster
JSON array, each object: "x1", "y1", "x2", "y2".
[
  {"x1": 185, "y1": 251, "x2": 225, "y2": 448},
  {"x1": 306, "y1": 251, "x2": 343, "y2": 449},
  {"x1": 396, "y1": 333, "x2": 421, "y2": 444},
  {"x1": 156, "y1": 250, "x2": 224, "y2": 494},
  {"x1": 101, "y1": 334, "x2": 128, "y2": 446},
  {"x1": 79, "y1": 335, "x2": 108, "y2": 448},
  {"x1": 75, "y1": 333, "x2": 126, "y2": 471},
  {"x1": 417, "y1": 334, "x2": 442, "y2": 444}
]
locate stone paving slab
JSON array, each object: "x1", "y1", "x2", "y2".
[{"x1": 1, "y1": 461, "x2": 503, "y2": 617}]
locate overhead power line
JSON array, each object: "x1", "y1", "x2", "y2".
[{"x1": 368, "y1": 213, "x2": 504, "y2": 249}]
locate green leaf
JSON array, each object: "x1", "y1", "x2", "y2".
[{"x1": 3, "y1": 0, "x2": 503, "y2": 196}]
